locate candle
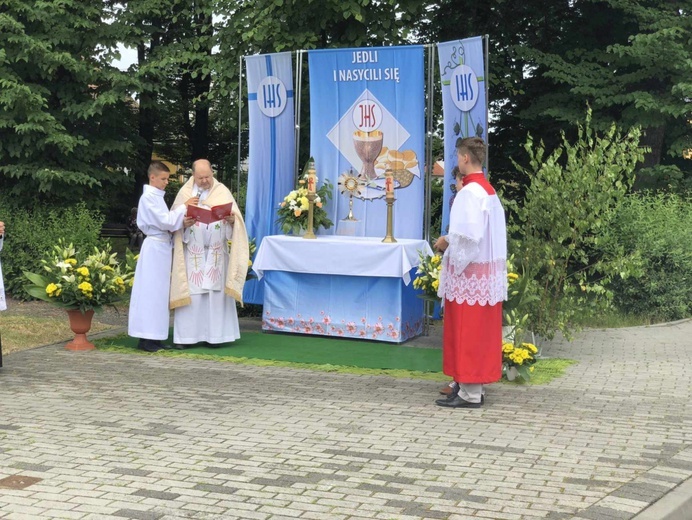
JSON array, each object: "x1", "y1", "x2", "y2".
[
  {"x1": 385, "y1": 169, "x2": 394, "y2": 195},
  {"x1": 307, "y1": 171, "x2": 316, "y2": 194}
]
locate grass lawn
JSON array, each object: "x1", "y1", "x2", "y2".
[
  {"x1": 0, "y1": 315, "x2": 114, "y2": 355},
  {"x1": 95, "y1": 332, "x2": 576, "y2": 385}
]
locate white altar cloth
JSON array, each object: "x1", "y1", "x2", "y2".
[{"x1": 253, "y1": 235, "x2": 432, "y2": 285}]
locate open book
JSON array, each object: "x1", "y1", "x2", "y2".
[{"x1": 186, "y1": 202, "x2": 233, "y2": 225}]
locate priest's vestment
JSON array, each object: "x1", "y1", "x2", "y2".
[
  {"x1": 438, "y1": 173, "x2": 507, "y2": 383},
  {"x1": 170, "y1": 178, "x2": 249, "y2": 345},
  {"x1": 128, "y1": 185, "x2": 186, "y2": 340}
]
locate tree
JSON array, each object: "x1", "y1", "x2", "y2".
[
  {"x1": 0, "y1": 0, "x2": 136, "y2": 206},
  {"x1": 517, "y1": 0, "x2": 691, "y2": 191},
  {"x1": 416, "y1": 0, "x2": 691, "y2": 194}
]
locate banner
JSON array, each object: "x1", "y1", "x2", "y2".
[
  {"x1": 308, "y1": 46, "x2": 425, "y2": 239},
  {"x1": 437, "y1": 37, "x2": 487, "y2": 234},
  {"x1": 243, "y1": 52, "x2": 295, "y2": 304}
]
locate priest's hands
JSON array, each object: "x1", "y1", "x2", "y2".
[
  {"x1": 434, "y1": 235, "x2": 448, "y2": 252},
  {"x1": 183, "y1": 217, "x2": 196, "y2": 228},
  {"x1": 184, "y1": 197, "x2": 200, "y2": 207},
  {"x1": 224, "y1": 214, "x2": 235, "y2": 225}
]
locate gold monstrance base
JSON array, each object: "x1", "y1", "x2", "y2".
[{"x1": 344, "y1": 195, "x2": 358, "y2": 221}]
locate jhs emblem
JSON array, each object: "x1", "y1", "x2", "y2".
[
  {"x1": 352, "y1": 99, "x2": 383, "y2": 132},
  {"x1": 257, "y1": 76, "x2": 287, "y2": 118},
  {"x1": 451, "y1": 64, "x2": 479, "y2": 112}
]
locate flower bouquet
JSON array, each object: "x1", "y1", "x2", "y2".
[
  {"x1": 502, "y1": 341, "x2": 538, "y2": 382},
  {"x1": 276, "y1": 165, "x2": 334, "y2": 235},
  {"x1": 502, "y1": 255, "x2": 541, "y2": 381},
  {"x1": 24, "y1": 240, "x2": 135, "y2": 313},
  {"x1": 412, "y1": 250, "x2": 442, "y2": 301}
]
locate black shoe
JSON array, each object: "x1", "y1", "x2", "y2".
[
  {"x1": 139, "y1": 339, "x2": 162, "y2": 352},
  {"x1": 435, "y1": 396, "x2": 482, "y2": 408},
  {"x1": 170, "y1": 343, "x2": 187, "y2": 350},
  {"x1": 439, "y1": 384, "x2": 484, "y2": 404}
]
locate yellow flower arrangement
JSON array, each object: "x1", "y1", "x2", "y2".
[
  {"x1": 24, "y1": 239, "x2": 135, "y2": 313},
  {"x1": 413, "y1": 249, "x2": 442, "y2": 301},
  {"x1": 276, "y1": 161, "x2": 334, "y2": 235},
  {"x1": 503, "y1": 341, "x2": 538, "y2": 382}
]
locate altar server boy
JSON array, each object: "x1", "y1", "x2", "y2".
[{"x1": 128, "y1": 161, "x2": 198, "y2": 352}]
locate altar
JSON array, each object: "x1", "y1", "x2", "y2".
[{"x1": 252, "y1": 235, "x2": 433, "y2": 343}]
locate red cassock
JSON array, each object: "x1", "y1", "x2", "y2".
[{"x1": 442, "y1": 299, "x2": 502, "y2": 383}]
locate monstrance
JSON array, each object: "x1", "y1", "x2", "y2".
[{"x1": 337, "y1": 169, "x2": 364, "y2": 221}]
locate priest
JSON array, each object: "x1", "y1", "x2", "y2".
[
  {"x1": 170, "y1": 159, "x2": 250, "y2": 347},
  {"x1": 433, "y1": 137, "x2": 507, "y2": 408}
]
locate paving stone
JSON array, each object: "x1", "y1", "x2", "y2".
[
  {"x1": 131, "y1": 489, "x2": 181, "y2": 501},
  {"x1": 109, "y1": 467, "x2": 153, "y2": 477},
  {"x1": 10, "y1": 462, "x2": 53, "y2": 473},
  {"x1": 112, "y1": 509, "x2": 164, "y2": 520},
  {"x1": 192, "y1": 483, "x2": 239, "y2": 495}
]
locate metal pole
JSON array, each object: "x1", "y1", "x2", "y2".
[
  {"x1": 424, "y1": 43, "x2": 436, "y2": 243},
  {"x1": 484, "y1": 35, "x2": 490, "y2": 176},
  {"x1": 236, "y1": 55, "x2": 244, "y2": 194},
  {"x1": 294, "y1": 50, "x2": 304, "y2": 183}
]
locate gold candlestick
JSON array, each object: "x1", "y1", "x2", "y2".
[
  {"x1": 303, "y1": 191, "x2": 317, "y2": 239},
  {"x1": 382, "y1": 168, "x2": 396, "y2": 243},
  {"x1": 382, "y1": 191, "x2": 397, "y2": 243}
]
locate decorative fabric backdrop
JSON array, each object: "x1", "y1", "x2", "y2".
[
  {"x1": 437, "y1": 37, "x2": 488, "y2": 235},
  {"x1": 243, "y1": 52, "x2": 295, "y2": 304},
  {"x1": 308, "y1": 46, "x2": 425, "y2": 239}
]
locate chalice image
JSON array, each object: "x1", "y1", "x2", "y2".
[{"x1": 353, "y1": 130, "x2": 383, "y2": 180}]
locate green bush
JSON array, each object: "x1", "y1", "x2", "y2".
[
  {"x1": 603, "y1": 192, "x2": 691, "y2": 321},
  {"x1": 0, "y1": 197, "x2": 104, "y2": 299},
  {"x1": 508, "y1": 111, "x2": 645, "y2": 340}
]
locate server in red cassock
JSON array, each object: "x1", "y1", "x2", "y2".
[{"x1": 433, "y1": 137, "x2": 507, "y2": 408}]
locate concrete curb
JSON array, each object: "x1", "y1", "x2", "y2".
[{"x1": 632, "y1": 476, "x2": 692, "y2": 520}]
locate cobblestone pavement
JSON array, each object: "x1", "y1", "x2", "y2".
[{"x1": 0, "y1": 320, "x2": 691, "y2": 519}]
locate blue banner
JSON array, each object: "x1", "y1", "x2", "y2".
[
  {"x1": 243, "y1": 52, "x2": 295, "y2": 304},
  {"x1": 437, "y1": 37, "x2": 487, "y2": 234},
  {"x1": 308, "y1": 46, "x2": 425, "y2": 239}
]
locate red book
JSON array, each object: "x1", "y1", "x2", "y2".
[{"x1": 186, "y1": 202, "x2": 233, "y2": 225}]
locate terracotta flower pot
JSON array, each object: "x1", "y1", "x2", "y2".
[{"x1": 65, "y1": 309, "x2": 95, "y2": 351}]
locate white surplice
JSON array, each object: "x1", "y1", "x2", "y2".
[
  {"x1": 173, "y1": 189, "x2": 240, "y2": 345},
  {"x1": 0, "y1": 235, "x2": 6, "y2": 311},
  {"x1": 128, "y1": 185, "x2": 186, "y2": 340}
]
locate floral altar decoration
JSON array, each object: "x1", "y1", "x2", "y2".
[
  {"x1": 502, "y1": 255, "x2": 541, "y2": 381},
  {"x1": 502, "y1": 340, "x2": 538, "y2": 382},
  {"x1": 412, "y1": 249, "x2": 442, "y2": 301},
  {"x1": 24, "y1": 239, "x2": 135, "y2": 313},
  {"x1": 276, "y1": 168, "x2": 334, "y2": 236}
]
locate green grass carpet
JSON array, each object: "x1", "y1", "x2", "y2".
[{"x1": 95, "y1": 331, "x2": 575, "y2": 384}]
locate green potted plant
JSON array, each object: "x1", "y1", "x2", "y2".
[{"x1": 23, "y1": 240, "x2": 135, "y2": 350}]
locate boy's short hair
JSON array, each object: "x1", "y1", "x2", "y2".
[
  {"x1": 148, "y1": 160, "x2": 170, "y2": 177},
  {"x1": 455, "y1": 137, "x2": 486, "y2": 166}
]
